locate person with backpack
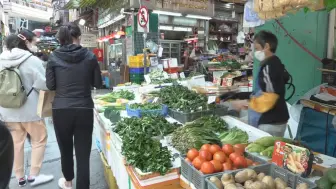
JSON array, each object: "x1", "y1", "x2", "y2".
[
  {"x1": 232, "y1": 31, "x2": 290, "y2": 137},
  {"x1": 46, "y1": 22, "x2": 102, "y2": 189},
  {"x1": 0, "y1": 30, "x2": 54, "y2": 187}
]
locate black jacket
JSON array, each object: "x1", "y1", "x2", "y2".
[
  {"x1": 258, "y1": 55, "x2": 289, "y2": 125},
  {"x1": 46, "y1": 44, "x2": 102, "y2": 109}
]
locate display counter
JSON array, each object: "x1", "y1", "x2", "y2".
[{"x1": 93, "y1": 87, "x2": 336, "y2": 189}]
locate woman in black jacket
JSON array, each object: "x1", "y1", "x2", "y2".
[{"x1": 46, "y1": 22, "x2": 102, "y2": 189}]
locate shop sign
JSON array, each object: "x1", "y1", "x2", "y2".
[
  {"x1": 132, "y1": 0, "x2": 214, "y2": 17},
  {"x1": 81, "y1": 33, "x2": 97, "y2": 48},
  {"x1": 93, "y1": 48, "x2": 104, "y2": 62},
  {"x1": 2, "y1": 0, "x2": 11, "y2": 12}
]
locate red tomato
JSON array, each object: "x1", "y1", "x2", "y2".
[
  {"x1": 213, "y1": 151, "x2": 227, "y2": 163},
  {"x1": 233, "y1": 156, "x2": 248, "y2": 168},
  {"x1": 192, "y1": 156, "x2": 205, "y2": 170},
  {"x1": 185, "y1": 158, "x2": 192, "y2": 163},
  {"x1": 246, "y1": 158, "x2": 253, "y2": 166},
  {"x1": 222, "y1": 144, "x2": 234, "y2": 156},
  {"x1": 201, "y1": 144, "x2": 211, "y2": 152},
  {"x1": 209, "y1": 144, "x2": 222, "y2": 155},
  {"x1": 226, "y1": 158, "x2": 233, "y2": 164},
  {"x1": 234, "y1": 144, "x2": 247, "y2": 154},
  {"x1": 222, "y1": 162, "x2": 233, "y2": 171},
  {"x1": 199, "y1": 150, "x2": 212, "y2": 161},
  {"x1": 229, "y1": 152, "x2": 242, "y2": 162},
  {"x1": 200, "y1": 161, "x2": 215, "y2": 174},
  {"x1": 187, "y1": 148, "x2": 199, "y2": 161},
  {"x1": 210, "y1": 160, "x2": 223, "y2": 172}
]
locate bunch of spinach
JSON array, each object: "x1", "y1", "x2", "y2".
[
  {"x1": 129, "y1": 103, "x2": 162, "y2": 110},
  {"x1": 171, "y1": 115, "x2": 228, "y2": 153},
  {"x1": 115, "y1": 116, "x2": 181, "y2": 175},
  {"x1": 158, "y1": 85, "x2": 213, "y2": 113},
  {"x1": 98, "y1": 90, "x2": 135, "y2": 102},
  {"x1": 114, "y1": 116, "x2": 181, "y2": 138}
]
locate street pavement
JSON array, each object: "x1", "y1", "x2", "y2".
[{"x1": 8, "y1": 118, "x2": 108, "y2": 189}]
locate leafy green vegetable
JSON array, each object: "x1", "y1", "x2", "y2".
[
  {"x1": 171, "y1": 115, "x2": 227, "y2": 153},
  {"x1": 219, "y1": 127, "x2": 249, "y2": 145},
  {"x1": 129, "y1": 103, "x2": 162, "y2": 110},
  {"x1": 103, "y1": 106, "x2": 125, "y2": 122},
  {"x1": 97, "y1": 90, "x2": 135, "y2": 102},
  {"x1": 158, "y1": 85, "x2": 214, "y2": 113},
  {"x1": 260, "y1": 146, "x2": 274, "y2": 158},
  {"x1": 114, "y1": 116, "x2": 181, "y2": 138},
  {"x1": 325, "y1": 0, "x2": 336, "y2": 11},
  {"x1": 115, "y1": 116, "x2": 181, "y2": 175}
]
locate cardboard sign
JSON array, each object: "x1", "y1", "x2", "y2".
[
  {"x1": 272, "y1": 141, "x2": 312, "y2": 177},
  {"x1": 180, "y1": 72, "x2": 186, "y2": 79}
]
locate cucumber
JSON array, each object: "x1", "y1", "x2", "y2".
[
  {"x1": 254, "y1": 136, "x2": 293, "y2": 147},
  {"x1": 317, "y1": 176, "x2": 333, "y2": 189},
  {"x1": 328, "y1": 169, "x2": 336, "y2": 184}
]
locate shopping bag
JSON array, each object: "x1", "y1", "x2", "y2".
[{"x1": 37, "y1": 90, "x2": 55, "y2": 118}]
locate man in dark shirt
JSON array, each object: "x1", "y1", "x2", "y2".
[{"x1": 248, "y1": 30, "x2": 290, "y2": 136}]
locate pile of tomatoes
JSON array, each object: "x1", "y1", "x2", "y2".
[{"x1": 185, "y1": 144, "x2": 260, "y2": 174}]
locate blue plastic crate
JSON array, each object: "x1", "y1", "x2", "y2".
[
  {"x1": 129, "y1": 67, "x2": 150, "y2": 74},
  {"x1": 126, "y1": 104, "x2": 168, "y2": 117}
]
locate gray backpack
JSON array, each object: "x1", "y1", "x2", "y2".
[{"x1": 0, "y1": 55, "x2": 33, "y2": 108}]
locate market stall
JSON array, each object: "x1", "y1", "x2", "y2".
[{"x1": 91, "y1": 82, "x2": 336, "y2": 189}]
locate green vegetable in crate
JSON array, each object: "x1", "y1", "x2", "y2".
[
  {"x1": 121, "y1": 120, "x2": 172, "y2": 175},
  {"x1": 171, "y1": 116, "x2": 226, "y2": 153},
  {"x1": 129, "y1": 103, "x2": 162, "y2": 110},
  {"x1": 158, "y1": 85, "x2": 213, "y2": 113},
  {"x1": 219, "y1": 127, "x2": 248, "y2": 145},
  {"x1": 114, "y1": 116, "x2": 181, "y2": 138},
  {"x1": 246, "y1": 143, "x2": 266, "y2": 153},
  {"x1": 253, "y1": 136, "x2": 293, "y2": 147},
  {"x1": 260, "y1": 146, "x2": 274, "y2": 158}
]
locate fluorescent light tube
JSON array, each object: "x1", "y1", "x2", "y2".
[
  {"x1": 159, "y1": 26, "x2": 173, "y2": 30},
  {"x1": 186, "y1": 14, "x2": 212, "y2": 20},
  {"x1": 153, "y1": 10, "x2": 182, "y2": 16},
  {"x1": 174, "y1": 27, "x2": 192, "y2": 31}
]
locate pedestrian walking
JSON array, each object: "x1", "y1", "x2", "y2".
[
  {"x1": 46, "y1": 22, "x2": 102, "y2": 189},
  {"x1": 0, "y1": 121, "x2": 14, "y2": 189},
  {"x1": 0, "y1": 30, "x2": 54, "y2": 187}
]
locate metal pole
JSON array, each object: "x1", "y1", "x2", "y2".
[{"x1": 143, "y1": 31, "x2": 147, "y2": 74}]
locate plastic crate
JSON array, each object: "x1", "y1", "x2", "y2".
[
  {"x1": 129, "y1": 67, "x2": 150, "y2": 74},
  {"x1": 205, "y1": 164, "x2": 317, "y2": 189},
  {"x1": 130, "y1": 73, "x2": 144, "y2": 80},
  {"x1": 126, "y1": 104, "x2": 168, "y2": 117},
  {"x1": 128, "y1": 56, "x2": 150, "y2": 68},
  {"x1": 130, "y1": 78, "x2": 144, "y2": 84},
  {"x1": 182, "y1": 153, "x2": 268, "y2": 189}
]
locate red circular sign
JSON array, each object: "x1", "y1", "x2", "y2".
[{"x1": 138, "y1": 6, "x2": 149, "y2": 28}]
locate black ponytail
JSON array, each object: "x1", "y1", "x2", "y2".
[{"x1": 57, "y1": 22, "x2": 81, "y2": 46}]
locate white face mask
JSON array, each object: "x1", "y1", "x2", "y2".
[
  {"x1": 254, "y1": 50, "x2": 265, "y2": 61},
  {"x1": 27, "y1": 43, "x2": 38, "y2": 53}
]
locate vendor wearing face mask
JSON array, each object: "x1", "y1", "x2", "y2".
[{"x1": 247, "y1": 30, "x2": 289, "y2": 137}]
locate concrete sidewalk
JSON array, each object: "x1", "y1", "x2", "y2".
[{"x1": 8, "y1": 119, "x2": 108, "y2": 189}]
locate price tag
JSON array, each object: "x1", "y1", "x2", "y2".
[
  {"x1": 144, "y1": 75, "x2": 151, "y2": 84},
  {"x1": 152, "y1": 97, "x2": 159, "y2": 103},
  {"x1": 170, "y1": 73, "x2": 178, "y2": 79},
  {"x1": 208, "y1": 96, "x2": 216, "y2": 104},
  {"x1": 180, "y1": 72, "x2": 186, "y2": 79},
  {"x1": 163, "y1": 72, "x2": 169, "y2": 79},
  {"x1": 158, "y1": 46, "x2": 163, "y2": 57},
  {"x1": 157, "y1": 64, "x2": 164, "y2": 71}
]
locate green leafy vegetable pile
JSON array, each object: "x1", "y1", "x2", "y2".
[
  {"x1": 158, "y1": 85, "x2": 213, "y2": 113},
  {"x1": 219, "y1": 127, "x2": 249, "y2": 145},
  {"x1": 129, "y1": 103, "x2": 162, "y2": 110},
  {"x1": 97, "y1": 90, "x2": 135, "y2": 102},
  {"x1": 114, "y1": 116, "x2": 181, "y2": 137},
  {"x1": 104, "y1": 106, "x2": 125, "y2": 122},
  {"x1": 114, "y1": 116, "x2": 181, "y2": 175},
  {"x1": 171, "y1": 115, "x2": 228, "y2": 153}
]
